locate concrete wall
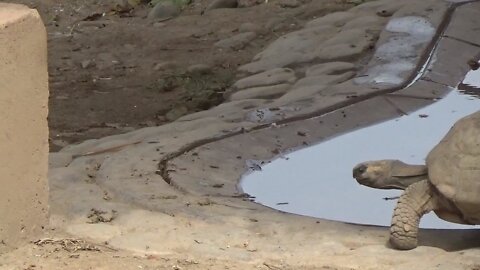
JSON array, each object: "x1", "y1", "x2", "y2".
[{"x1": 0, "y1": 4, "x2": 49, "y2": 251}]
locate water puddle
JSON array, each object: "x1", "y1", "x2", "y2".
[{"x1": 241, "y1": 71, "x2": 480, "y2": 229}]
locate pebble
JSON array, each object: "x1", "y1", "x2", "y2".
[
  {"x1": 81, "y1": 59, "x2": 94, "y2": 69},
  {"x1": 153, "y1": 22, "x2": 167, "y2": 27},
  {"x1": 148, "y1": 1, "x2": 181, "y2": 20}
]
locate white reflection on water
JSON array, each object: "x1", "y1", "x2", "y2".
[{"x1": 241, "y1": 72, "x2": 480, "y2": 229}]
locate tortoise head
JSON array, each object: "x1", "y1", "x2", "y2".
[{"x1": 353, "y1": 160, "x2": 428, "y2": 190}]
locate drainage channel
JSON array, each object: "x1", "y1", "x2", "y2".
[{"x1": 241, "y1": 69, "x2": 480, "y2": 229}]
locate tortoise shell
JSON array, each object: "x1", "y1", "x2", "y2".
[{"x1": 426, "y1": 110, "x2": 480, "y2": 224}]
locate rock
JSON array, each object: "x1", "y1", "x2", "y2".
[
  {"x1": 206, "y1": 0, "x2": 238, "y2": 10},
  {"x1": 153, "y1": 22, "x2": 167, "y2": 27},
  {"x1": 233, "y1": 68, "x2": 296, "y2": 90},
  {"x1": 187, "y1": 64, "x2": 212, "y2": 75},
  {"x1": 229, "y1": 84, "x2": 291, "y2": 101},
  {"x1": 239, "y1": 22, "x2": 263, "y2": 33},
  {"x1": 166, "y1": 105, "x2": 189, "y2": 121},
  {"x1": 81, "y1": 59, "x2": 94, "y2": 69},
  {"x1": 153, "y1": 61, "x2": 177, "y2": 71},
  {"x1": 305, "y1": 62, "x2": 356, "y2": 77},
  {"x1": 277, "y1": 0, "x2": 300, "y2": 8},
  {"x1": 214, "y1": 32, "x2": 257, "y2": 50},
  {"x1": 148, "y1": 1, "x2": 181, "y2": 20}
]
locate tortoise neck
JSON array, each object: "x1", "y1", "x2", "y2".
[{"x1": 387, "y1": 175, "x2": 428, "y2": 190}]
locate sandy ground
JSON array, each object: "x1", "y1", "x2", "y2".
[{"x1": 3, "y1": 0, "x2": 480, "y2": 269}]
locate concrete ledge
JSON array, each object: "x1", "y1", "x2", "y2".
[{"x1": 0, "y1": 4, "x2": 49, "y2": 251}]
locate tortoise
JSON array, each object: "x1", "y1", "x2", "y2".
[{"x1": 352, "y1": 110, "x2": 480, "y2": 250}]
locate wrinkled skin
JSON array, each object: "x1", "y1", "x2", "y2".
[{"x1": 353, "y1": 160, "x2": 427, "y2": 190}]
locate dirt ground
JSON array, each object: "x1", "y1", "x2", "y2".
[{"x1": 9, "y1": 0, "x2": 353, "y2": 151}]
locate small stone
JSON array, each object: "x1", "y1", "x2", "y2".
[
  {"x1": 81, "y1": 60, "x2": 94, "y2": 69},
  {"x1": 297, "y1": 131, "x2": 307, "y2": 136},
  {"x1": 376, "y1": 9, "x2": 392, "y2": 17},
  {"x1": 153, "y1": 22, "x2": 167, "y2": 27},
  {"x1": 206, "y1": 0, "x2": 238, "y2": 10},
  {"x1": 148, "y1": 1, "x2": 181, "y2": 20},
  {"x1": 187, "y1": 64, "x2": 212, "y2": 75}
]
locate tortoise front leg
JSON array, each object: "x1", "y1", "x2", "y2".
[{"x1": 389, "y1": 180, "x2": 437, "y2": 250}]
